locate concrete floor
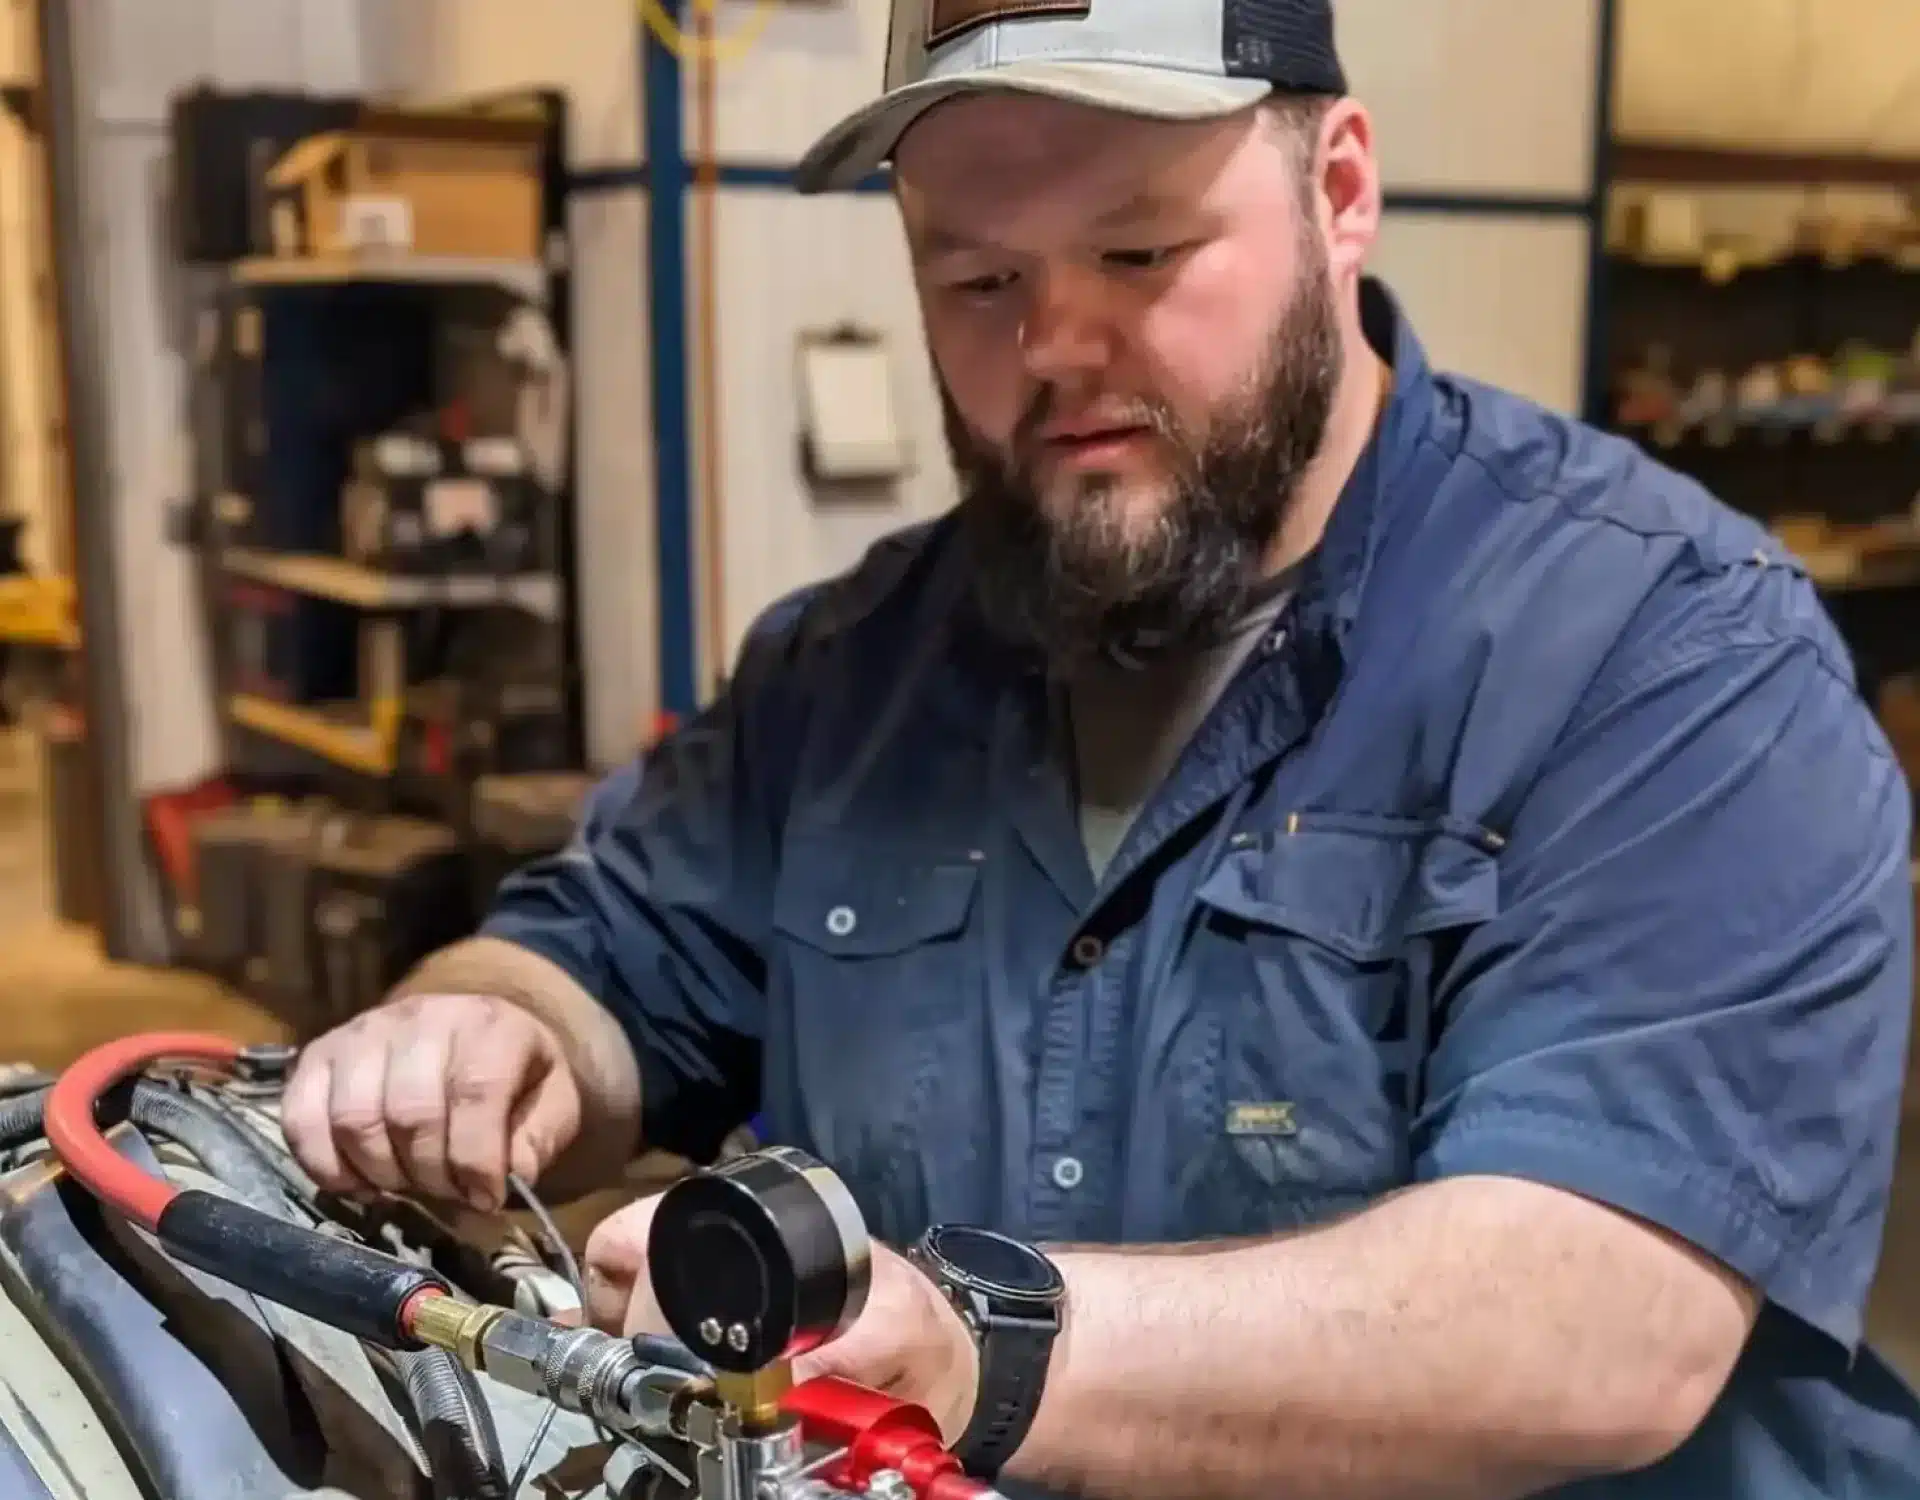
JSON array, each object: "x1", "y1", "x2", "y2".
[
  {"x1": 0, "y1": 730, "x2": 289, "y2": 1068},
  {"x1": 0, "y1": 731, "x2": 1917, "y2": 1376}
]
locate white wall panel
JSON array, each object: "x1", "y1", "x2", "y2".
[
  {"x1": 693, "y1": 189, "x2": 956, "y2": 674},
  {"x1": 1616, "y1": 0, "x2": 1920, "y2": 155},
  {"x1": 294, "y1": 0, "x2": 372, "y2": 92},
  {"x1": 363, "y1": 0, "x2": 643, "y2": 166},
  {"x1": 676, "y1": 0, "x2": 882, "y2": 162},
  {"x1": 567, "y1": 188, "x2": 658, "y2": 762},
  {"x1": 89, "y1": 130, "x2": 220, "y2": 794},
  {"x1": 1335, "y1": 0, "x2": 1601, "y2": 198},
  {"x1": 1370, "y1": 214, "x2": 1591, "y2": 416},
  {"x1": 74, "y1": 0, "x2": 385, "y2": 795}
]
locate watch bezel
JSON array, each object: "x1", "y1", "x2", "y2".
[{"x1": 920, "y1": 1224, "x2": 1066, "y2": 1306}]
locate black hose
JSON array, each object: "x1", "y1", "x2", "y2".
[
  {"x1": 127, "y1": 1086, "x2": 295, "y2": 1214},
  {"x1": 0, "y1": 1084, "x2": 44, "y2": 1144},
  {"x1": 188, "y1": 1085, "x2": 326, "y2": 1215},
  {"x1": 398, "y1": 1346, "x2": 509, "y2": 1500},
  {"x1": 0, "y1": 1068, "x2": 51, "y2": 1098},
  {"x1": 0, "y1": 1082, "x2": 295, "y2": 1214}
]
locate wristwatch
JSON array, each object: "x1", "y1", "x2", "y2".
[{"x1": 908, "y1": 1224, "x2": 1065, "y2": 1477}]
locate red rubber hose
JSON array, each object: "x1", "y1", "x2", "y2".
[
  {"x1": 43, "y1": 1031, "x2": 245, "y2": 1230},
  {"x1": 43, "y1": 1030, "x2": 450, "y2": 1349}
]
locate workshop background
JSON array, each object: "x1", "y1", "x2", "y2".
[{"x1": 1, "y1": 0, "x2": 1919, "y2": 1351}]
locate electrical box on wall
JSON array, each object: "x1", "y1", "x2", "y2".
[{"x1": 795, "y1": 324, "x2": 911, "y2": 491}]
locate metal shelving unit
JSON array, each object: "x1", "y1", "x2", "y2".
[{"x1": 187, "y1": 88, "x2": 586, "y2": 802}]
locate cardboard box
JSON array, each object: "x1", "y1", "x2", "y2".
[{"x1": 262, "y1": 110, "x2": 544, "y2": 262}]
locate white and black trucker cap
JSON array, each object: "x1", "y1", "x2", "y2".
[{"x1": 793, "y1": 0, "x2": 1347, "y2": 194}]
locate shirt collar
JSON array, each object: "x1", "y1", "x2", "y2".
[{"x1": 1290, "y1": 276, "x2": 1439, "y2": 659}]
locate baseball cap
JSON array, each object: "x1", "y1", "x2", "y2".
[{"x1": 793, "y1": 0, "x2": 1347, "y2": 195}]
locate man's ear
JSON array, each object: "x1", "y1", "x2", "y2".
[{"x1": 1314, "y1": 98, "x2": 1382, "y2": 286}]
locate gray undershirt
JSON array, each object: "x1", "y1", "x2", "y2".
[{"x1": 1061, "y1": 579, "x2": 1294, "y2": 882}]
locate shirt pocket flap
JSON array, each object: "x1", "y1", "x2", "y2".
[
  {"x1": 1193, "y1": 818, "x2": 1500, "y2": 963},
  {"x1": 773, "y1": 844, "x2": 981, "y2": 959}
]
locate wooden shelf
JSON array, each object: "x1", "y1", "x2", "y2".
[
  {"x1": 1612, "y1": 140, "x2": 1920, "y2": 190},
  {"x1": 227, "y1": 693, "x2": 393, "y2": 775},
  {"x1": 232, "y1": 253, "x2": 545, "y2": 300},
  {"x1": 221, "y1": 547, "x2": 559, "y2": 620}
]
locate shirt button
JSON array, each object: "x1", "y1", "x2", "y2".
[
  {"x1": 1069, "y1": 934, "x2": 1104, "y2": 967},
  {"x1": 825, "y1": 905, "x2": 857, "y2": 937},
  {"x1": 1051, "y1": 1155, "x2": 1084, "y2": 1191}
]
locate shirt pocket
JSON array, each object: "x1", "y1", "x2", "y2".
[
  {"x1": 769, "y1": 836, "x2": 984, "y2": 1241},
  {"x1": 1173, "y1": 814, "x2": 1500, "y2": 1236}
]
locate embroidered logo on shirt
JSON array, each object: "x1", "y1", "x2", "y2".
[{"x1": 1225, "y1": 1100, "x2": 1298, "y2": 1137}]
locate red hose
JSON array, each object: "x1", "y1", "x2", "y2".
[{"x1": 43, "y1": 1031, "x2": 245, "y2": 1229}]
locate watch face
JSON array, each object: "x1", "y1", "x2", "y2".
[{"x1": 925, "y1": 1225, "x2": 1065, "y2": 1301}]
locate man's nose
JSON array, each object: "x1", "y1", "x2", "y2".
[{"x1": 1018, "y1": 267, "x2": 1114, "y2": 384}]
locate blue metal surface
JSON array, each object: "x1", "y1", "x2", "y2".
[{"x1": 644, "y1": 4, "x2": 698, "y2": 717}]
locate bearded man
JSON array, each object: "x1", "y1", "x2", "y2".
[{"x1": 283, "y1": 3, "x2": 1920, "y2": 1496}]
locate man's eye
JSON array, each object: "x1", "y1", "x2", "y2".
[
  {"x1": 1102, "y1": 245, "x2": 1183, "y2": 270},
  {"x1": 952, "y1": 271, "x2": 1017, "y2": 296}
]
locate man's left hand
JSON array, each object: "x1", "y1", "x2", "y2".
[{"x1": 582, "y1": 1194, "x2": 983, "y2": 1443}]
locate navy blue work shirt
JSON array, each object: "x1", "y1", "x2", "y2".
[{"x1": 487, "y1": 281, "x2": 1920, "y2": 1494}]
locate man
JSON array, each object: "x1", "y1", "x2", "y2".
[{"x1": 282, "y1": 2, "x2": 1920, "y2": 1496}]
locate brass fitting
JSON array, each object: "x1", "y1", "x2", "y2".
[
  {"x1": 712, "y1": 1362, "x2": 794, "y2": 1432},
  {"x1": 407, "y1": 1292, "x2": 508, "y2": 1373}
]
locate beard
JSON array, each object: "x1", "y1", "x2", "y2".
[{"x1": 946, "y1": 248, "x2": 1343, "y2": 675}]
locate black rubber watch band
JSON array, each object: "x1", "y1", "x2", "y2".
[{"x1": 953, "y1": 1315, "x2": 1055, "y2": 1477}]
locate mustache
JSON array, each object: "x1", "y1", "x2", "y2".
[{"x1": 1005, "y1": 386, "x2": 1190, "y2": 467}]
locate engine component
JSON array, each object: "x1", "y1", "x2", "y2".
[
  {"x1": 42, "y1": 1032, "x2": 450, "y2": 1347},
  {"x1": 2, "y1": 1041, "x2": 606, "y2": 1498},
  {"x1": 24, "y1": 1033, "x2": 1010, "y2": 1500},
  {"x1": 403, "y1": 1144, "x2": 1006, "y2": 1500}
]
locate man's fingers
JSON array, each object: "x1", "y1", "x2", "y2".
[
  {"x1": 584, "y1": 1194, "x2": 666, "y2": 1335},
  {"x1": 281, "y1": 1051, "x2": 349, "y2": 1191},
  {"x1": 444, "y1": 1011, "x2": 536, "y2": 1210},
  {"x1": 279, "y1": 994, "x2": 586, "y2": 1214},
  {"x1": 506, "y1": 1059, "x2": 581, "y2": 1188},
  {"x1": 328, "y1": 1036, "x2": 408, "y2": 1194},
  {"x1": 381, "y1": 1016, "x2": 459, "y2": 1202}
]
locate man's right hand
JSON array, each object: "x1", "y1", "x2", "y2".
[{"x1": 281, "y1": 992, "x2": 584, "y2": 1212}]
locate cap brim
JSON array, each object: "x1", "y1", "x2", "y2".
[{"x1": 793, "y1": 61, "x2": 1273, "y2": 194}]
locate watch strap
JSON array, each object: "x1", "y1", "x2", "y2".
[{"x1": 952, "y1": 1310, "x2": 1056, "y2": 1477}]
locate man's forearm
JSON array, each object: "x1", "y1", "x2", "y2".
[{"x1": 1010, "y1": 1175, "x2": 1753, "y2": 1500}]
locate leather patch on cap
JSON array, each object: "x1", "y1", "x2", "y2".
[{"x1": 926, "y1": 0, "x2": 1091, "y2": 50}]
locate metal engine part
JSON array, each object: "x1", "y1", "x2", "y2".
[{"x1": 0, "y1": 1062, "x2": 650, "y2": 1500}]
